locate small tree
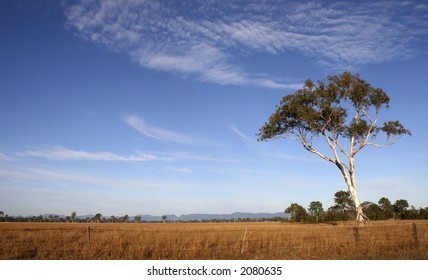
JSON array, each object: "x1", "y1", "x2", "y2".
[
  {"x1": 285, "y1": 203, "x2": 308, "y2": 222},
  {"x1": 334, "y1": 190, "x2": 355, "y2": 213},
  {"x1": 259, "y1": 72, "x2": 410, "y2": 223},
  {"x1": 308, "y1": 201, "x2": 324, "y2": 222},
  {"x1": 71, "y1": 211, "x2": 77, "y2": 223},
  {"x1": 378, "y1": 197, "x2": 394, "y2": 219},
  {"x1": 327, "y1": 190, "x2": 356, "y2": 221},
  {"x1": 419, "y1": 207, "x2": 428, "y2": 219},
  {"x1": 93, "y1": 213, "x2": 102, "y2": 223},
  {"x1": 393, "y1": 199, "x2": 409, "y2": 219},
  {"x1": 134, "y1": 215, "x2": 141, "y2": 223},
  {"x1": 362, "y1": 201, "x2": 385, "y2": 220},
  {"x1": 162, "y1": 215, "x2": 168, "y2": 223},
  {"x1": 122, "y1": 214, "x2": 129, "y2": 223}
]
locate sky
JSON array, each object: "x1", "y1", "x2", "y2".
[{"x1": 0, "y1": 0, "x2": 427, "y2": 217}]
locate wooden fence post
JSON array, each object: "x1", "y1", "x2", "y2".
[
  {"x1": 353, "y1": 227, "x2": 361, "y2": 249},
  {"x1": 87, "y1": 226, "x2": 91, "y2": 246},
  {"x1": 412, "y1": 223, "x2": 419, "y2": 246},
  {"x1": 241, "y1": 226, "x2": 248, "y2": 254}
]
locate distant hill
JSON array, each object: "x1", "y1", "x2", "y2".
[{"x1": 136, "y1": 212, "x2": 290, "y2": 222}]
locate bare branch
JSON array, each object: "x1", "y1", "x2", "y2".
[
  {"x1": 323, "y1": 131, "x2": 350, "y2": 171},
  {"x1": 351, "y1": 108, "x2": 380, "y2": 157},
  {"x1": 299, "y1": 134, "x2": 335, "y2": 164},
  {"x1": 334, "y1": 137, "x2": 350, "y2": 158}
]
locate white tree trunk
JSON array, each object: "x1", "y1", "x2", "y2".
[
  {"x1": 348, "y1": 184, "x2": 365, "y2": 224},
  {"x1": 305, "y1": 133, "x2": 368, "y2": 224},
  {"x1": 335, "y1": 157, "x2": 367, "y2": 224}
]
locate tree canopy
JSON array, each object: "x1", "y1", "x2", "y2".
[{"x1": 258, "y1": 72, "x2": 410, "y2": 149}]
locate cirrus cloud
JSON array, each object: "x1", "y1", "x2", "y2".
[
  {"x1": 64, "y1": 0, "x2": 427, "y2": 86},
  {"x1": 17, "y1": 145, "x2": 158, "y2": 162},
  {"x1": 124, "y1": 114, "x2": 215, "y2": 146}
]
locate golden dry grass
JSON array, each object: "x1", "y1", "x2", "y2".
[{"x1": 0, "y1": 220, "x2": 427, "y2": 260}]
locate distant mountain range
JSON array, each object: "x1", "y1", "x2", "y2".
[
  {"x1": 127, "y1": 212, "x2": 289, "y2": 221},
  {"x1": 162, "y1": 212, "x2": 289, "y2": 221},
  {"x1": 36, "y1": 212, "x2": 290, "y2": 221}
]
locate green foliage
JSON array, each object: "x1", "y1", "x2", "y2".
[
  {"x1": 378, "y1": 197, "x2": 394, "y2": 219},
  {"x1": 402, "y1": 206, "x2": 420, "y2": 220},
  {"x1": 285, "y1": 203, "x2": 308, "y2": 222},
  {"x1": 308, "y1": 201, "x2": 324, "y2": 222},
  {"x1": 334, "y1": 190, "x2": 355, "y2": 212},
  {"x1": 419, "y1": 208, "x2": 428, "y2": 219},
  {"x1": 71, "y1": 211, "x2": 77, "y2": 222},
  {"x1": 122, "y1": 214, "x2": 129, "y2": 223},
  {"x1": 93, "y1": 213, "x2": 102, "y2": 223},
  {"x1": 362, "y1": 202, "x2": 386, "y2": 220},
  {"x1": 323, "y1": 191, "x2": 357, "y2": 221},
  {"x1": 393, "y1": 199, "x2": 409, "y2": 219},
  {"x1": 258, "y1": 71, "x2": 410, "y2": 148}
]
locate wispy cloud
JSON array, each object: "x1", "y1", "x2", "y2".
[
  {"x1": 0, "y1": 152, "x2": 12, "y2": 161},
  {"x1": 0, "y1": 165, "x2": 170, "y2": 191},
  {"x1": 164, "y1": 151, "x2": 239, "y2": 163},
  {"x1": 228, "y1": 124, "x2": 253, "y2": 142},
  {"x1": 18, "y1": 145, "x2": 157, "y2": 162},
  {"x1": 13, "y1": 145, "x2": 236, "y2": 164},
  {"x1": 261, "y1": 151, "x2": 319, "y2": 163},
  {"x1": 64, "y1": 0, "x2": 427, "y2": 86},
  {"x1": 124, "y1": 114, "x2": 213, "y2": 145},
  {"x1": 165, "y1": 166, "x2": 193, "y2": 174}
]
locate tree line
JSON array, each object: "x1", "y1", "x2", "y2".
[
  {"x1": 2, "y1": 191, "x2": 427, "y2": 223},
  {"x1": 0, "y1": 211, "x2": 286, "y2": 223},
  {"x1": 0, "y1": 211, "x2": 137, "y2": 223},
  {"x1": 285, "y1": 190, "x2": 428, "y2": 222}
]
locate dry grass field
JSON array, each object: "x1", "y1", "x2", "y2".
[{"x1": 0, "y1": 220, "x2": 427, "y2": 260}]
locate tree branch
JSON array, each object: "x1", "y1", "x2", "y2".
[
  {"x1": 334, "y1": 136, "x2": 350, "y2": 159},
  {"x1": 351, "y1": 107, "x2": 380, "y2": 156},
  {"x1": 299, "y1": 134, "x2": 335, "y2": 164},
  {"x1": 323, "y1": 131, "x2": 350, "y2": 172}
]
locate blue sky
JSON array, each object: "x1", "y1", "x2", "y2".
[{"x1": 1, "y1": 0, "x2": 427, "y2": 217}]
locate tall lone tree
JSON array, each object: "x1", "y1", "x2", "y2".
[{"x1": 258, "y1": 72, "x2": 410, "y2": 224}]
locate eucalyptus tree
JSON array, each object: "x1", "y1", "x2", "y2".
[
  {"x1": 378, "y1": 197, "x2": 394, "y2": 219},
  {"x1": 334, "y1": 190, "x2": 355, "y2": 213},
  {"x1": 122, "y1": 214, "x2": 129, "y2": 223},
  {"x1": 93, "y1": 213, "x2": 102, "y2": 223},
  {"x1": 259, "y1": 72, "x2": 410, "y2": 223},
  {"x1": 71, "y1": 211, "x2": 77, "y2": 223},
  {"x1": 285, "y1": 203, "x2": 308, "y2": 222},
  {"x1": 308, "y1": 201, "x2": 324, "y2": 222},
  {"x1": 162, "y1": 215, "x2": 168, "y2": 223},
  {"x1": 393, "y1": 199, "x2": 409, "y2": 219}
]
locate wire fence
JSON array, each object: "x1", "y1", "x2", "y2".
[{"x1": 1, "y1": 221, "x2": 427, "y2": 259}]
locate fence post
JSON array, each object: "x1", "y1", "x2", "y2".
[
  {"x1": 353, "y1": 227, "x2": 361, "y2": 250},
  {"x1": 241, "y1": 226, "x2": 248, "y2": 254},
  {"x1": 87, "y1": 226, "x2": 91, "y2": 246},
  {"x1": 412, "y1": 223, "x2": 419, "y2": 246}
]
